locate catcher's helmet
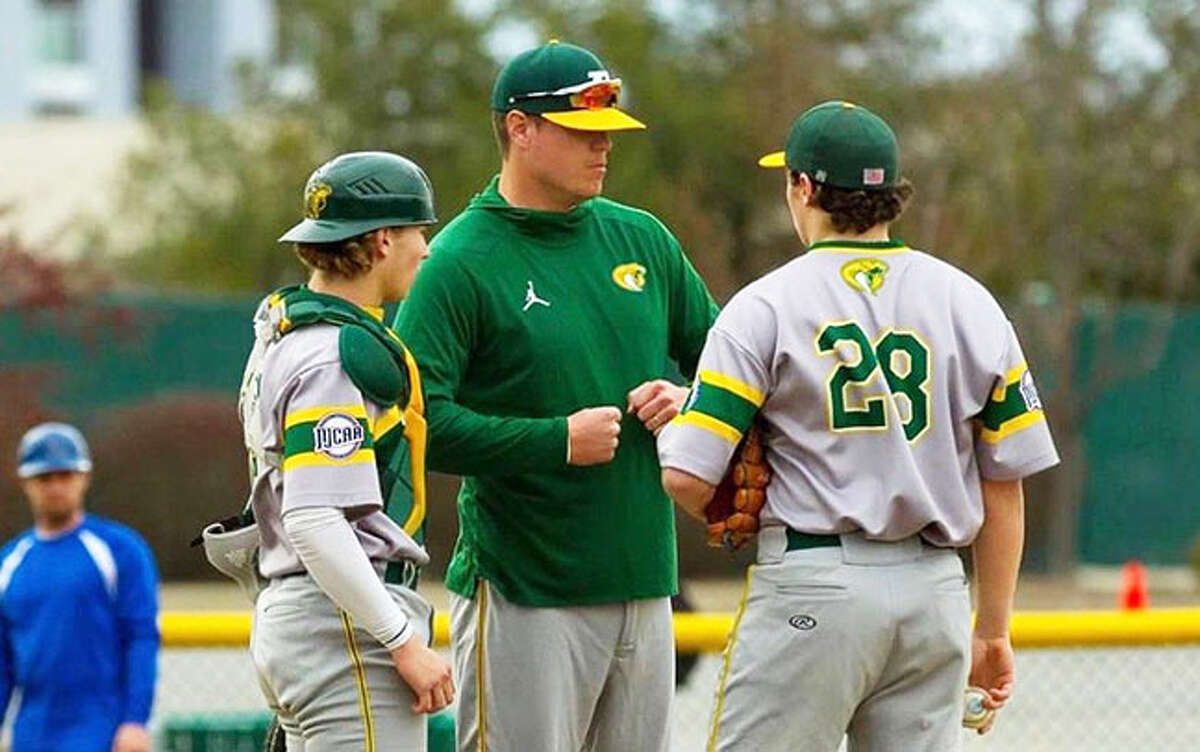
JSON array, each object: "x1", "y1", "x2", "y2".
[
  {"x1": 17, "y1": 422, "x2": 93, "y2": 479},
  {"x1": 278, "y1": 151, "x2": 437, "y2": 244}
]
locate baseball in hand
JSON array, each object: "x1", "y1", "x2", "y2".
[{"x1": 962, "y1": 686, "x2": 996, "y2": 730}]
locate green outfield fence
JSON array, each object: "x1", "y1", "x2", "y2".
[{"x1": 4, "y1": 297, "x2": 1199, "y2": 572}]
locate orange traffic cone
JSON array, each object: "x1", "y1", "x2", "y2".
[{"x1": 1119, "y1": 559, "x2": 1149, "y2": 610}]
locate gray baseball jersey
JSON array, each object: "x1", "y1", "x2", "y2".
[
  {"x1": 239, "y1": 297, "x2": 427, "y2": 578},
  {"x1": 658, "y1": 239, "x2": 1059, "y2": 547}
]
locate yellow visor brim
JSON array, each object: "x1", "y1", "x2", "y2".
[
  {"x1": 757, "y1": 151, "x2": 787, "y2": 168},
  {"x1": 541, "y1": 107, "x2": 647, "y2": 132}
]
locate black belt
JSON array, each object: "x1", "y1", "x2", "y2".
[
  {"x1": 785, "y1": 529, "x2": 945, "y2": 552},
  {"x1": 785, "y1": 529, "x2": 842, "y2": 551},
  {"x1": 279, "y1": 560, "x2": 420, "y2": 589}
]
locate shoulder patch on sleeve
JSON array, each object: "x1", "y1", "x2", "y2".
[{"x1": 339, "y1": 325, "x2": 403, "y2": 407}]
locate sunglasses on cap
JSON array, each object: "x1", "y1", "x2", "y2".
[{"x1": 509, "y1": 79, "x2": 623, "y2": 110}]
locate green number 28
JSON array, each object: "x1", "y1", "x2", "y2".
[{"x1": 816, "y1": 322, "x2": 930, "y2": 442}]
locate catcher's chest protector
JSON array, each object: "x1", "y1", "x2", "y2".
[{"x1": 241, "y1": 285, "x2": 428, "y2": 545}]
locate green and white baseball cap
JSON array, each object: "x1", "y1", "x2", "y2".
[
  {"x1": 491, "y1": 40, "x2": 646, "y2": 132},
  {"x1": 758, "y1": 101, "x2": 898, "y2": 190}
]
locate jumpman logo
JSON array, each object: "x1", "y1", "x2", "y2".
[{"x1": 523, "y1": 280, "x2": 551, "y2": 312}]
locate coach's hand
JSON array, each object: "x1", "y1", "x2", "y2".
[
  {"x1": 391, "y1": 639, "x2": 455, "y2": 714},
  {"x1": 968, "y1": 632, "x2": 1014, "y2": 734},
  {"x1": 112, "y1": 723, "x2": 151, "y2": 752},
  {"x1": 567, "y1": 406, "x2": 622, "y2": 465},
  {"x1": 627, "y1": 380, "x2": 689, "y2": 435}
]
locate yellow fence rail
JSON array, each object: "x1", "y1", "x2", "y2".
[{"x1": 162, "y1": 608, "x2": 1200, "y2": 652}]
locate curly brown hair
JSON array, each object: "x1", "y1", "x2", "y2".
[
  {"x1": 294, "y1": 233, "x2": 377, "y2": 278},
  {"x1": 792, "y1": 171, "x2": 914, "y2": 233}
]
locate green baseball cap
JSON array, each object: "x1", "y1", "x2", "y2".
[
  {"x1": 279, "y1": 151, "x2": 437, "y2": 244},
  {"x1": 491, "y1": 40, "x2": 646, "y2": 132},
  {"x1": 758, "y1": 101, "x2": 898, "y2": 190}
]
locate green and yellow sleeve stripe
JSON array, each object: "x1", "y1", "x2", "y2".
[
  {"x1": 283, "y1": 404, "x2": 376, "y2": 471},
  {"x1": 674, "y1": 370, "x2": 765, "y2": 444},
  {"x1": 978, "y1": 364, "x2": 1045, "y2": 444}
]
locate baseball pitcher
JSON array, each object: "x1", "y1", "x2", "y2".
[{"x1": 659, "y1": 101, "x2": 1060, "y2": 751}]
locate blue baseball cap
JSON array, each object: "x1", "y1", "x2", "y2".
[{"x1": 17, "y1": 422, "x2": 93, "y2": 479}]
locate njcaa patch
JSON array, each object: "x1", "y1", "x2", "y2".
[
  {"x1": 305, "y1": 181, "x2": 333, "y2": 219},
  {"x1": 312, "y1": 413, "x2": 365, "y2": 459},
  {"x1": 1019, "y1": 370, "x2": 1043, "y2": 411},
  {"x1": 612, "y1": 262, "x2": 647, "y2": 292},
  {"x1": 840, "y1": 258, "x2": 889, "y2": 296}
]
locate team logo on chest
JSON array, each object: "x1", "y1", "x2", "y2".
[
  {"x1": 840, "y1": 258, "x2": 889, "y2": 296},
  {"x1": 312, "y1": 413, "x2": 365, "y2": 459},
  {"x1": 612, "y1": 262, "x2": 647, "y2": 292}
]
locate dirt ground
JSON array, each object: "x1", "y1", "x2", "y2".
[{"x1": 162, "y1": 569, "x2": 1200, "y2": 613}]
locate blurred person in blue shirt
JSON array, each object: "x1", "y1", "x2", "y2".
[{"x1": 0, "y1": 423, "x2": 159, "y2": 752}]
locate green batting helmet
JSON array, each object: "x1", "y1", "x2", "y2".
[{"x1": 279, "y1": 151, "x2": 437, "y2": 244}]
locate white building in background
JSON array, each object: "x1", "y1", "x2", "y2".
[
  {"x1": 0, "y1": 0, "x2": 277, "y2": 252},
  {"x1": 0, "y1": 0, "x2": 276, "y2": 120}
]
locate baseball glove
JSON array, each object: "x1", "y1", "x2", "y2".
[{"x1": 704, "y1": 422, "x2": 770, "y2": 551}]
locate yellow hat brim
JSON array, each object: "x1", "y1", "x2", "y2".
[
  {"x1": 757, "y1": 151, "x2": 787, "y2": 168},
  {"x1": 541, "y1": 107, "x2": 647, "y2": 132}
]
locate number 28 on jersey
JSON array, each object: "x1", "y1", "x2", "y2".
[{"x1": 815, "y1": 320, "x2": 931, "y2": 443}]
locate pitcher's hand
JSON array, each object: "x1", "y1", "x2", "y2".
[{"x1": 967, "y1": 633, "x2": 1014, "y2": 734}]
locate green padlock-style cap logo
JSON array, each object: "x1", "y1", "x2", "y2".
[
  {"x1": 279, "y1": 151, "x2": 438, "y2": 244},
  {"x1": 758, "y1": 101, "x2": 899, "y2": 190}
]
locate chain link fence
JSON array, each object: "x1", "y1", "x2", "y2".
[{"x1": 152, "y1": 644, "x2": 1200, "y2": 751}]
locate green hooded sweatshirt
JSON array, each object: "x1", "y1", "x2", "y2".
[{"x1": 394, "y1": 176, "x2": 718, "y2": 606}]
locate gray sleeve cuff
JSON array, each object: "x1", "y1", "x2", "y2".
[{"x1": 657, "y1": 423, "x2": 736, "y2": 485}]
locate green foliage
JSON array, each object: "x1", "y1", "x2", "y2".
[
  {"x1": 276, "y1": 0, "x2": 498, "y2": 212},
  {"x1": 114, "y1": 84, "x2": 322, "y2": 293},
  {"x1": 110, "y1": 0, "x2": 497, "y2": 293},
  {"x1": 64, "y1": 0, "x2": 1200, "y2": 573},
  {"x1": 110, "y1": 0, "x2": 1200, "y2": 307}
]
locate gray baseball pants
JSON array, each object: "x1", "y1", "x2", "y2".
[
  {"x1": 708, "y1": 529, "x2": 972, "y2": 752},
  {"x1": 449, "y1": 580, "x2": 674, "y2": 752},
  {"x1": 251, "y1": 574, "x2": 435, "y2": 751}
]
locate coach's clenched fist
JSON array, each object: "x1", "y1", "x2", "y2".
[{"x1": 567, "y1": 406, "x2": 623, "y2": 465}]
